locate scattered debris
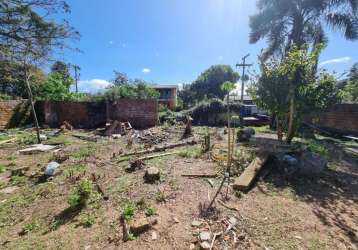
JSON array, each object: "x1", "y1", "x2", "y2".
[
  {"x1": 233, "y1": 153, "x2": 269, "y2": 191},
  {"x1": 129, "y1": 217, "x2": 158, "y2": 236},
  {"x1": 181, "y1": 173, "x2": 218, "y2": 178},
  {"x1": 72, "y1": 134, "x2": 98, "y2": 142},
  {"x1": 44, "y1": 161, "x2": 60, "y2": 176},
  {"x1": 112, "y1": 134, "x2": 122, "y2": 139},
  {"x1": 237, "y1": 127, "x2": 255, "y2": 142},
  {"x1": 144, "y1": 167, "x2": 160, "y2": 183},
  {"x1": 182, "y1": 115, "x2": 193, "y2": 139},
  {"x1": 151, "y1": 231, "x2": 158, "y2": 240},
  {"x1": 199, "y1": 231, "x2": 211, "y2": 241},
  {"x1": 127, "y1": 158, "x2": 146, "y2": 172},
  {"x1": 0, "y1": 138, "x2": 16, "y2": 145},
  {"x1": 61, "y1": 121, "x2": 73, "y2": 131},
  {"x1": 191, "y1": 220, "x2": 203, "y2": 227},
  {"x1": 18, "y1": 144, "x2": 58, "y2": 155},
  {"x1": 0, "y1": 186, "x2": 19, "y2": 194},
  {"x1": 11, "y1": 166, "x2": 29, "y2": 176},
  {"x1": 120, "y1": 139, "x2": 197, "y2": 158},
  {"x1": 39, "y1": 134, "x2": 48, "y2": 141},
  {"x1": 200, "y1": 241, "x2": 211, "y2": 249}
]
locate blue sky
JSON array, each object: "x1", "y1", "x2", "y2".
[{"x1": 57, "y1": 0, "x2": 358, "y2": 92}]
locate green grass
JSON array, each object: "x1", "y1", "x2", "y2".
[
  {"x1": 155, "y1": 190, "x2": 166, "y2": 203},
  {"x1": 177, "y1": 146, "x2": 203, "y2": 158},
  {"x1": 0, "y1": 164, "x2": 6, "y2": 173},
  {"x1": 109, "y1": 176, "x2": 129, "y2": 194},
  {"x1": 70, "y1": 145, "x2": 96, "y2": 160},
  {"x1": 64, "y1": 164, "x2": 86, "y2": 178},
  {"x1": 22, "y1": 221, "x2": 39, "y2": 234}
]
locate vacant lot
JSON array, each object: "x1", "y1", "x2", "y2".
[{"x1": 0, "y1": 126, "x2": 357, "y2": 250}]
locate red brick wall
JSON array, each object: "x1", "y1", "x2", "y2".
[
  {"x1": 109, "y1": 99, "x2": 158, "y2": 128},
  {"x1": 41, "y1": 101, "x2": 106, "y2": 129},
  {"x1": 41, "y1": 99, "x2": 158, "y2": 129},
  {"x1": 0, "y1": 100, "x2": 26, "y2": 129},
  {"x1": 310, "y1": 104, "x2": 358, "y2": 134}
]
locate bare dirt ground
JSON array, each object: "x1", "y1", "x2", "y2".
[{"x1": 0, "y1": 125, "x2": 357, "y2": 250}]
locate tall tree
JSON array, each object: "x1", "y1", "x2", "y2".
[
  {"x1": 250, "y1": 0, "x2": 358, "y2": 60},
  {"x1": 0, "y1": 0, "x2": 78, "y2": 143},
  {"x1": 190, "y1": 65, "x2": 239, "y2": 102},
  {"x1": 250, "y1": 0, "x2": 358, "y2": 142},
  {"x1": 51, "y1": 61, "x2": 70, "y2": 79},
  {"x1": 112, "y1": 70, "x2": 129, "y2": 86}
]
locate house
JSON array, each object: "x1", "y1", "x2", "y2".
[{"x1": 153, "y1": 85, "x2": 178, "y2": 109}]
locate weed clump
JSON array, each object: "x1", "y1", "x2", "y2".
[
  {"x1": 68, "y1": 179, "x2": 93, "y2": 208},
  {"x1": 121, "y1": 202, "x2": 136, "y2": 221}
]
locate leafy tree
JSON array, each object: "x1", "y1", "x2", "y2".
[
  {"x1": 0, "y1": 59, "x2": 46, "y2": 98},
  {"x1": 180, "y1": 65, "x2": 239, "y2": 107},
  {"x1": 249, "y1": 0, "x2": 358, "y2": 60},
  {"x1": 37, "y1": 72, "x2": 75, "y2": 101},
  {"x1": 51, "y1": 61, "x2": 70, "y2": 80},
  {"x1": 0, "y1": 0, "x2": 78, "y2": 143},
  {"x1": 112, "y1": 71, "x2": 129, "y2": 86},
  {"x1": 250, "y1": 0, "x2": 358, "y2": 140},
  {"x1": 349, "y1": 62, "x2": 358, "y2": 80},
  {"x1": 100, "y1": 80, "x2": 159, "y2": 101},
  {"x1": 249, "y1": 45, "x2": 340, "y2": 142}
]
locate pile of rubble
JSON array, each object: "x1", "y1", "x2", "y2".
[{"x1": 190, "y1": 216, "x2": 253, "y2": 249}]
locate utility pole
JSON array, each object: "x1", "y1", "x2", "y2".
[
  {"x1": 236, "y1": 54, "x2": 253, "y2": 103},
  {"x1": 73, "y1": 65, "x2": 81, "y2": 93}
]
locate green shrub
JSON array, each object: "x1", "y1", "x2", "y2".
[
  {"x1": 145, "y1": 207, "x2": 157, "y2": 217},
  {"x1": 22, "y1": 222, "x2": 38, "y2": 234},
  {"x1": 79, "y1": 213, "x2": 96, "y2": 227},
  {"x1": 121, "y1": 202, "x2": 136, "y2": 221},
  {"x1": 0, "y1": 164, "x2": 6, "y2": 173},
  {"x1": 307, "y1": 141, "x2": 329, "y2": 158},
  {"x1": 68, "y1": 179, "x2": 93, "y2": 208}
]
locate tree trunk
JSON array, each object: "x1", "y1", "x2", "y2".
[
  {"x1": 24, "y1": 65, "x2": 41, "y2": 144},
  {"x1": 276, "y1": 115, "x2": 283, "y2": 142},
  {"x1": 286, "y1": 92, "x2": 295, "y2": 143}
]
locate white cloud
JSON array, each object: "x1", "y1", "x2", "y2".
[
  {"x1": 142, "y1": 68, "x2": 151, "y2": 73},
  {"x1": 320, "y1": 57, "x2": 352, "y2": 66},
  {"x1": 72, "y1": 79, "x2": 113, "y2": 93}
]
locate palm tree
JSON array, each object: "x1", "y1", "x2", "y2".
[
  {"x1": 250, "y1": 0, "x2": 358, "y2": 60},
  {"x1": 250, "y1": 0, "x2": 358, "y2": 142}
]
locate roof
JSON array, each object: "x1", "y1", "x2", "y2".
[{"x1": 152, "y1": 84, "x2": 178, "y2": 89}]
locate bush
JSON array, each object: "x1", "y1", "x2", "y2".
[
  {"x1": 68, "y1": 179, "x2": 93, "y2": 208},
  {"x1": 79, "y1": 213, "x2": 96, "y2": 227},
  {"x1": 121, "y1": 202, "x2": 136, "y2": 221},
  {"x1": 145, "y1": 207, "x2": 157, "y2": 217}
]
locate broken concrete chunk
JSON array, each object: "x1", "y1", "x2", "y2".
[
  {"x1": 199, "y1": 231, "x2": 211, "y2": 241},
  {"x1": 191, "y1": 220, "x2": 202, "y2": 227},
  {"x1": 151, "y1": 231, "x2": 158, "y2": 240},
  {"x1": 200, "y1": 241, "x2": 211, "y2": 249},
  {"x1": 18, "y1": 144, "x2": 58, "y2": 155},
  {"x1": 144, "y1": 167, "x2": 160, "y2": 183},
  {"x1": 39, "y1": 134, "x2": 47, "y2": 141},
  {"x1": 129, "y1": 217, "x2": 158, "y2": 236}
]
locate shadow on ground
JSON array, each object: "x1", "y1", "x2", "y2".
[{"x1": 257, "y1": 140, "x2": 358, "y2": 246}]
